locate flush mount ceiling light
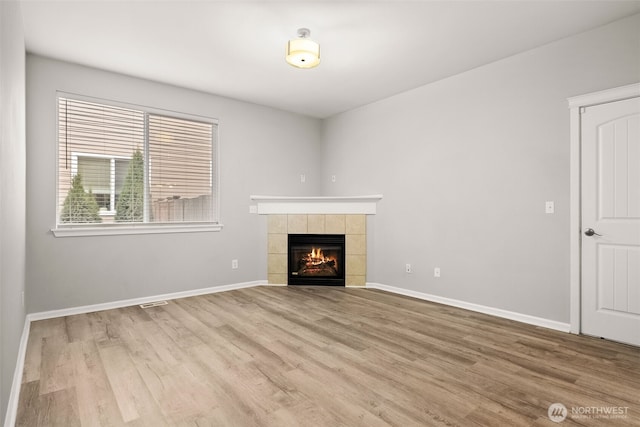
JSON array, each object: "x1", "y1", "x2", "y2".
[{"x1": 286, "y1": 28, "x2": 320, "y2": 69}]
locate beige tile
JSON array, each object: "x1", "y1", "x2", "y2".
[
  {"x1": 346, "y1": 234, "x2": 366, "y2": 255},
  {"x1": 346, "y1": 215, "x2": 366, "y2": 235},
  {"x1": 287, "y1": 215, "x2": 308, "y2": 234},
  {"x1": 268, "y1": 234, "x2": 287, "y2": 254},
  {"x1": 307, "y1": 215, "x2": 326, "y2": 234},
  {"x1": 346, "y1": 275, "x2": 366, "y2": 287},
  {"x1": 268, "y1": 215, "x2": 287, "y2": 234},
  {"x1": 346, "y1": 254, "x2": 366, "y2": 276},
  {"x1": 325, "y1": 215, "x2": 345, "y2": 234},
  {"x1": 268, "y1": 274, "x2": 287, "y2": 285},
  {"x1": 268, "y1": 254, "x2": 287, "y2": 275}
]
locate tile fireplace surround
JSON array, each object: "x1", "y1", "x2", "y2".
[{"x1": 250, "y1": 196, "x2": 382, "y2": 287}]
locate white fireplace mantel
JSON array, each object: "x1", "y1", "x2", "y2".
[{"x1": 250, "y1": 195, "x2": 383, "y2": 215}]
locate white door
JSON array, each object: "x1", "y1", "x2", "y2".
[{"x1": 581, "y1": 96, "x2": 640, "y2": 346}]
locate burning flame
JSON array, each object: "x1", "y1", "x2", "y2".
[
  {"x1": 310, "y1": 247, "x2": 323, "y2": 259},
  {"x1": 299, "y1": 246, "x2": 338, "y2": 272},
  {"x1": 308, "y1": 247, "x2": 327, "y2": 266}
]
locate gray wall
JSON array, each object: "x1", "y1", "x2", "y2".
[
  {"x1": 26, "y1": 55, "x2": 322, "y2": 313},
  {"x1": 320, "y1": 14, "x2": 640, "y2": 323},
  {"x1": 0, "y1": 0, "x2": 26, "y2": 422}
]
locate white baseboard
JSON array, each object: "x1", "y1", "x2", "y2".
[
  {"x1": 366, "y1": 282, "x2": 571, "y2": 333},
  {"x1": 4, "y1": 318, "x2": 30, "y2": 427},
  {"x1": 27, "y1": 280, "x2": 265, "y2": 321}
]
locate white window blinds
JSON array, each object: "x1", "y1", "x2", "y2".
[
  {"x1": 57, "y1": 96, "x2": 218, "y2": 226},
  {"x1": 148, "y1": 114, "x2": 216, "y2": 222}
]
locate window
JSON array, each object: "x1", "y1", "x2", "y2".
[{"x1": 56, "y1": 95, "x2": 219, "y2": 234}]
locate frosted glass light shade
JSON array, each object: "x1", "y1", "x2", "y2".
[{"x1": 286, "y1": 38, "x2": 320, "y2": 69}]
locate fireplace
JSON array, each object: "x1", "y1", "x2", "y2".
[{"x1": 288, "y1": 234, "x2": 345, "y2": 286}]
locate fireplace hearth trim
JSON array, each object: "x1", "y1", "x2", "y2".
[{"x1": 251, "y1": 195, "x2": 382, "y2": 215}]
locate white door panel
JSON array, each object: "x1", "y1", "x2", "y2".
[{"x1": 582, "y1": 96, "x2": 640, "y2": 346}]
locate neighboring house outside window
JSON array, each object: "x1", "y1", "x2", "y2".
[
  {"x1": 56, "y1": 95, "x2": 219, "y2": 233},
  {"x1": 73, "y1": 154, "x2": 131, "y2": 218}
]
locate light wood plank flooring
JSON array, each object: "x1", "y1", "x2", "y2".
[{"x1": 16, "y1": 286, "x2": 640, "y2": 426}]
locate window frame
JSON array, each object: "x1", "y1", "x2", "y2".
[{"x1": 52, "y1": 92, "x2": 222, "y2": 237}]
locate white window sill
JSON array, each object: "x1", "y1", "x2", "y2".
[{"x1": 52, "y1": 223, "x2": 224, "y2": 237}]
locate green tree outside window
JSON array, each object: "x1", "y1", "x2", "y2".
[
  {"x1": 60, "y1": 174, "x2": 102, "y2": 223},
  {"x1": 115, "y1": 149, "x2": 144, "y2": 222}
]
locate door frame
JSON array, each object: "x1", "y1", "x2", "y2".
[{"x1": 567, "y1": 83, "x2": 640, "y2": 335}]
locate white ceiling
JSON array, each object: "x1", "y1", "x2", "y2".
[{"x1": 20, "y1": 1, "x2": 640, "y2": 118}]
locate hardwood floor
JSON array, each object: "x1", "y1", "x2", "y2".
[{"x1": 16, "y1": 286, "x2": 640, "y2": 426}]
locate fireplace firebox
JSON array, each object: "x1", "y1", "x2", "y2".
[{"x1": 288, "y1": 234, "x2": 345, "y2": 286}]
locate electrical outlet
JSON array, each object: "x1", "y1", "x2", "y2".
[
  {"x1": 434, "y1": 267, "x2": 441, "y2": 278},
  {"x1": 21, "y1": 291, "x2": 25, "y2": 308},
  {"x1": 331, "y1": 175, "x2": 336, "y2": 183},
  {"x1": 232, "y1": 259, "x2": 239, "y2": 269},
  {"x1": 249, "y1": 205, "x2": 257, "y2": 214},
  {"x1": 545, "y1": 201, "x2": 555, "y2": 214},
  {"x1": 405, "y1": 263, "x2": 412, "y2": 274},
  {"x1": 300, "y1": 174, "x2": 306, "y2": 183}
]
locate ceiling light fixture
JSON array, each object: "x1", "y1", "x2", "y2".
[{"x1": 286, "y1": 28, "x2": 320, "y2": 69}]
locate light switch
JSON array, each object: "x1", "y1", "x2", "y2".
[{"x1": 545, "y1": 201, "x2": 554, "y2": 214}]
